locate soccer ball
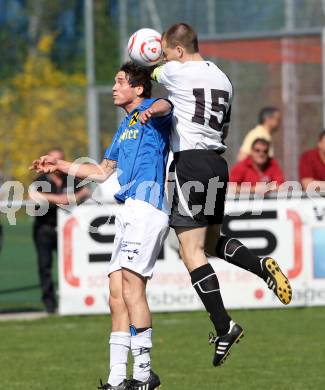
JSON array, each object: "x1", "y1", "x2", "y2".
[{"x1": 128, "y1": 28, "x2": 162, "y2": 67}]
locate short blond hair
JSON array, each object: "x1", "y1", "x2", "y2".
[{"x1": 163, "y1": 23, "x2": 199, "y2": 53}]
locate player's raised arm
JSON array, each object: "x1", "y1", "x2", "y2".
[
  {"x1": 30, "y1": 156, "x2": 116, "y2": 183},
  {"x1": 139, "y1": 99, "x2": 172, "y2": 124}
]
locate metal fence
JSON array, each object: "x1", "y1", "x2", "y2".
[
  {"x1": 92, "y1": 0, "x2": 325, "y2": 180},
  {"x1": 1, "y1": 0, "x2": 324, "y2": 181}
]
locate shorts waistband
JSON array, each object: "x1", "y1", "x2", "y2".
[{"x1": 174, "y1": 149, "x2": 225, "y2": 158}]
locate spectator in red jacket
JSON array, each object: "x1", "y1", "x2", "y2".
[
  {"x1": 230, "y1": 138, "x2": 285, "y2": 193},
  {"x1": 299, "y1": 130, "x2": 325, "y2": 192}
]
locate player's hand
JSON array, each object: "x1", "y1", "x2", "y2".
[
  {"x1": 29, "y1": 155, "x2": 59, "y2": 174},
  {"x1": 139, "y1": 108, "x2": 154, "y2": 124},
  {"x1": 29, "y1": 159, "x2": 43, "y2": 172}
]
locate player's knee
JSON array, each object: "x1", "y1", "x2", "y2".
[
  {"x1": 180, "y1": 242, "x2": 206, "y2": 271},
  {"x1": 121, "y1": 268, "x2": 146, "y2": 306},
  {"x1": 181, "y1": 242, "x2": 205, "y2": 261},
  {"x1": 121, "y1": 282, "x2": 131, "y2": 303},
  {"x1": 108, "y1": 280, "x2": 125, "y2": 312},
  {"x1": 122, "y1": 280, "x2": 145, "y2": 307},
  {"x1": 109, "y1": 293, "x2": 126, "y2": 314},
  {"x1": 109, "y1": 278, "x2": 123, "y2": 300},
  {"x1": 121, "y1": 279, "x2": 137, "y2": 305}
]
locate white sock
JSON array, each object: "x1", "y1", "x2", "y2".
[
  {"x1": 131, "y1": 328, "x2": 152, "y2": 382},
  {"x1": 108, "y1": 332, "x2": 131, "y2": 386}
]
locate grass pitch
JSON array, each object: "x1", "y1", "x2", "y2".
[
  {"x1": 0, "y1": 220, "x2": 324, "y2": 389},
  {"x1": 0, "y1": 217, "x2": 45, "y2": 312},
  {"x1": 0, "y1": 307, "x2": 324, "y2": 390}
]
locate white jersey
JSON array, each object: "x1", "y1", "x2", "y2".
[{"x1": 153, "y1": 60, "x2": 233, "y2": 153}]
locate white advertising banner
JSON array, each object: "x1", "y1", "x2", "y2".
[{"x1": 58, "y1": 197, "x2": 325, "y2": 315}]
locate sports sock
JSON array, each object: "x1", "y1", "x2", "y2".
[
  {"x1": 108, "y1": 332, "x2": 130, "y2": 386},
  {"x1": 130, "y1": 327, "x2": 152, "y2": 382},
  {"x1": 190, "y1": 263, "x2": 231, "y2": 336},
  {"x1": 216, "y1": 236, "x2": 264, "y2": 278}
]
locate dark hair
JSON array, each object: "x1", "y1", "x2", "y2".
[
  {"x1": 119, "y1": 61, "x2": 152, "y2": 98},
  {"x1": 252, "y1": 138, "x2": 270, "y2": 150},
  {"x1": 318, "y1": 130, "x2": 325, "y2": 141},
  {"x1": 163, "y1": 23, "x2": 199, "y2": 53},
  {"x1": 258, "y1": 107, "x2": 280, "y2": 124}
]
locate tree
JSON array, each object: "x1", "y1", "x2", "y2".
[{"x1": 0, "y1": 34, "x2": 87, "y2": 190}]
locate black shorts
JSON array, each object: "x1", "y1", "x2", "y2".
[{"x1": 168, "y1": 149, "x2": 228, "y2": 228}]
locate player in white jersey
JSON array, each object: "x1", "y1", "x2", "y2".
[
  {"x1": 140, "y1": 23, "x2": 292, "y2": 367},
  {"x1": 154, "y1": 58, "x2": 232, "y2": 154}
]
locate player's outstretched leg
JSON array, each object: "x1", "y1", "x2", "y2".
[
  {"x1": 191, "y1": 263, "x2": 244, "y2": 366},
  {"x1": 208, "y1": 321, "x2": 244, "y2": 366},
  {"x1": 215, "y1": 236, "x2": 292, "y2": 305},
  {"x1": 177, "y1": 227, "x2": 244, "y2": 367},
  {"x1": 260, "y1": 257, "x2": 292, "y2": 305}
]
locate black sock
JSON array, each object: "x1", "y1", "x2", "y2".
[
  {"x1": 216, "y1": 236, "x2": 264, "y2": 278},
  {"x1": 190, "y1": 263, "x2": 231, "y2": 336}
]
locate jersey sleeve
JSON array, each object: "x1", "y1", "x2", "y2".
[
  {"x1": 150, "y1": 98, "x2": 173, "y2": 130},
  {"x1": 151, "y1": 61, "x2": 181, "y2": 88},
  {"x1": 103, "y1": 127, "x2": 122, "y2": 161},
  {"x1": 151, "y1": 111, "x2": 173, "y2": 131}
]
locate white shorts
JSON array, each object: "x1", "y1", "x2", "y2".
[{"x1": 108, "y1": 199, "x2": 169, "y2": 278}]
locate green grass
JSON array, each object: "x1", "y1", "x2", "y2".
[
  {"x1": 0, "y1": 308, "x2": 324, "y2": 389},
  {"x1": 1, "y1": 220, "x2": 324, "y2": 388},
  {"x1": 0, "y1": 217, "x2": 57, "y2": 312}
]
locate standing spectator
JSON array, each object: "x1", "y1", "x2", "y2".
[
  {"x1": 29, "y1": 148, "x2": 90, "y2": 313},
  {"x1": 299, "y1": 130, "x2": 325, "y2": 192},
  {"x1": 230, "y1": 138, "x2": 284, "y2": 193},
  {"x1": 237, "y1": 107, "x2": 281, "y2": 161}
]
